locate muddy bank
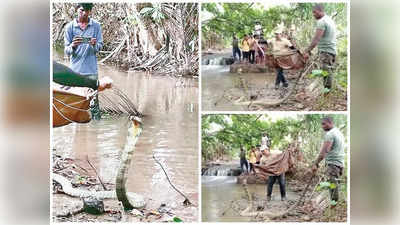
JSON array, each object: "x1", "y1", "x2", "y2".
[
  {"x1": 201, "y1": 161, "x2": 347, "y2": 222},
  {"x1": 201, "y1": 51, "x2": 347, "y2": 111}
]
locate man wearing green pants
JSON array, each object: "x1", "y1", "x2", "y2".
[
  {"x1": 64, "y1": 3, "x2": 103, "y2": 119},
  {"x1": 304, "y1": 4, "x2": 337, "y2": 90},
  {"x1": 311, "y1": 117, "x2": 345, "y2": 203}
]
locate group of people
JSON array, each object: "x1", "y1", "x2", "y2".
[
  {"x1": 232, "y1": 4, "x2": 337, "y2": 91},
  {"x1": 238, "y1": 116, "x2": 345, "y2": 204},
  {"x1": 232, "y1": 34, "x2": 268, "y2": 64}
]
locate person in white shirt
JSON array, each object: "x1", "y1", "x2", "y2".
[{"x1": 260, "y1": 132, "x2": 270, "y2": 151}]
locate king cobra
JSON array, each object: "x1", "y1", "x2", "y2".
[{"x1": 53, "y1": 115, "x2": 146, "y2": 209}]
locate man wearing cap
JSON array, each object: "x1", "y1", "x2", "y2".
[
  {"x1": 271, "y1": 28, "x2": 293, "y2": 90},
  {"x1": 260, "y1": 148, "x2": 286, "y2": 201},
  {"x1": 64, "y1": 3, "x2": 103, "y2": 119},
  {"x1": 304, "y1": 4, "x2": 337, "y2": 90}
]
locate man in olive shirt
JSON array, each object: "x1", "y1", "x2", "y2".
[
  {"x1": 239, "y1": 147, "x2": 249, "y2": 174},
  {"x1": 304, "y1": 4, "x2": 337, "y2": 90},
  {"x1": 232, "y1": 35, "x2": 241, "y2": 62},
  {"x1": 311, "y1": 117, "x2": 345, "y2": 202}
]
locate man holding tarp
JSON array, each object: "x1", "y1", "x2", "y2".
[{"x1": 255, "y1": 145, "x2": 298, "y2": 201}]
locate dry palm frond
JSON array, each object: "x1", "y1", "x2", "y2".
[{"x1": 98, "y1": 87, "x2": 142, "y2": 119}]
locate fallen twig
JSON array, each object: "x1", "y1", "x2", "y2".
[
  {"x1": 56, "y1": 207, "x2": 84, "y2": 218},
  {"x1": 86, "y1": 155, "x2": 108, "y2": 191},
  {"x1": 152, "y1": 154, "x2": 193, "y2": 206}
]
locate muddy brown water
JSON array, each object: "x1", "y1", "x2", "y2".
[
  {"x1": 202, "y1": 175, "x2": 299, "y2": 222},
  {"x1": 52, "y1": 59, "x2": 199, "y2": 221},
  {"x1": 201, "y1": 63, "x2": 277, "y2": 111}
]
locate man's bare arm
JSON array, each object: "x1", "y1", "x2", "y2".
[
  {"x1": 306, "y1": 28, "x2": 324, "y2": 53},
  {"x1": 314, "y1": 141, "x2": 333, "y2": 167}
]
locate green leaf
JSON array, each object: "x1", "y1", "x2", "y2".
[
  {"x1": 311, "y1": 69, "x2": 323, "y2": 75},
  {"x1": 173, "y1": 217, "x2": 183, "y2": 222},
  {"x1": 323, "y1": 88, "x2": 330, "y2": 93},
  {"x1": 329, "y1": 183, "x2": 337, "y2": 189},
  {"x1": 140, "y1": 7, "x2": 154, "y2": 16},
  {"x1": 330, "y1": 200, "x2": 337, "y2": 206}
]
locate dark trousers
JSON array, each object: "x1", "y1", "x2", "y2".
[
  {"x1": 242, "y1": 51, "x2": 249, "y2": 62},
  {"x1": 249, "y1": 163, "x2": 255, "y2": 173},
  {"x1": 267, "y1": 173, "x2": 286, "y2": 198},
  {"x1": 249, "y1": 50, "x2": 256, "y2": 64},
  {"x1": 233, "y1": 47, "x2": 241, "y2": 61},
  {"x1": 275, "y1": 68, "x2": 288, "y2": 87},
  {"x1": 240, "y1": 158, "x2": 248, "y2": 173}
]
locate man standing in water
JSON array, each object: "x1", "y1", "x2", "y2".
[
  {"x1": 232, "y1": 34, "x2": 241, "y2": 62},
  {"x1": 311, "y1": 117, "x2": 345, "y2": 204},
  {"x1": 64, "y1": 3, "x2": 103, "y2": 119},
  {"x1": 304, "y1": 4, "x2": 337, "y2": 90},
  {"x1": 239, "y1": 147, "x2": 249, "y2": 174},
  {"x1": 261, "y1": 149, "x2": 286, "y2": 201}
]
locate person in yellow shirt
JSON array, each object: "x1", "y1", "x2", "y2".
[
  {"x1": 248, "y1": 34, "x2": 256, "y2": 64},
  {"x1": 241, "y1": 35, "x2": 250, "y2": 63},
  {"x1": 271, "y1": 28, "x2": 293, "y2": 89},
  {"x1": 248, "y1": 147, "x2": 257, "y2": 174}
]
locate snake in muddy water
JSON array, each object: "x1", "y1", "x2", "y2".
[
  {"x1": 53, "y1": 116, "x2": 146, "y2": 209},
  {"x1": 53, "y1": 87, "x2": 146, "y2": 210}
]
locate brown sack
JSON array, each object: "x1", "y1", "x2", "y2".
[
  {"x1": 254, "y1": 150, "x2": 295, "y2": 178},
  {"x1": 274, "y1": 51, "x2": 305, "y2": 70},
  {"x1": 52, "y1": 89, "x2": 91, "y2": 127},
  {"x1": 265, "y1": 54, "x2": 277, "y2": 68}
]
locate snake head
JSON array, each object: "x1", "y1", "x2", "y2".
[{"x1": 129, "y1": 115, "x2": 143, "y2": 128}]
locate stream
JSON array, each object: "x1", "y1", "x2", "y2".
[
  {"x1": 201, "y1": 163, "x2": 300, "y2": 222},
  {"x1": 201, "y1": 52, "x2": 277, "y2": 111}
]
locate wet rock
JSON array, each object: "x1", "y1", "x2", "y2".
[
  {"x1": 202, "y1": 164, "x2": 241, "y2": 176},
  {"x1": 83, "y1": 196, "x2": 105, "y2": 215},
  {"x1": 129, "y1": 209, "x2": 143, "y2": 217},
  {"x1": 230, "y1": 63, "x2": 269, "y2": 73},
  {"x1": 302, "y1": 215, "x2": 312, "y2": 221}
]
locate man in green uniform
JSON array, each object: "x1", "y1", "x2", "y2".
[
  {"x1": 311, "y1": 117, "x2": 345, "y2": 202},
  {"x1": 53, "y1": 61, "x2": 111, "y2": 91},
  {"x1": 304, "y1": 4, "x2": 337, "y2": 90}
]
